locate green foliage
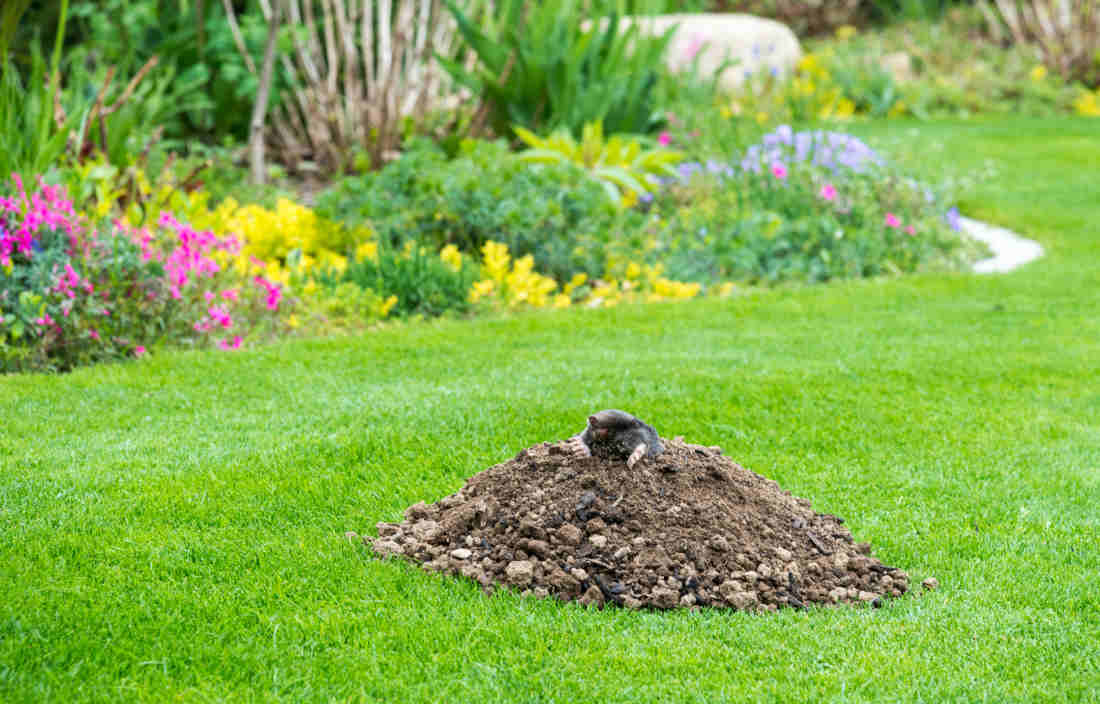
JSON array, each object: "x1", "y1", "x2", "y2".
[
  {"x1": 63, "y1": 0, "x2": 266, "y2": 141},
  {"x1": 438, "y1": 0, "x2": 673, "y2": 137},
  {"x1": 293, "y1": 281, "x2": 399, "y2": 332},
  {"x1": 317, "y1": 245, "x2": 479, "y2": 319},
  {"x1": 515, "y1": 121, "x2": 682, "y2": 202},
  {"x1": 316, "y1": 139, "x2": 632, "y2": 282},
  {"x1": 0, "y1": 0, "x2": 31, "y2": 59},
  {"x1": 0, "y1": 48, "x2": 70, "y2": 179},
  {"x1": 0, "y1": 0, "x2": 69, "y2": 179}
]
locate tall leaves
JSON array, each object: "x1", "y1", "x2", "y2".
[{"x1": 439, "y1": 0, "x2": 674, "y2": 137}]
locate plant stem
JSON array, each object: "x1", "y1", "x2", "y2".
[{"x1": 250, "y1": 0, "x2": 282, "y2": 186}]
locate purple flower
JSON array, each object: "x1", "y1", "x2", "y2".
[{"x1": 945, "y1": 207, "x2": 961, "y2": 232}]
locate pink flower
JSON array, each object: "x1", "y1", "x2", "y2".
[
  {"x1": 34, "y1": 314, "x2": 55, "y2": 327},
  {"x1": 683, "y1": 34, "x2": 704, "y2": 61},
  {"x1": 221, "y1": 288, "x2": 239, "y2": 302},
  {"x1": 203, "y1": 291, "x2": 215, "y2": 303},
  {"x1": 657, "y1": 132, "x2": 672, "y2": 147},
  {"x1": 771, "y1": 162, "x2": 788, "y2": 180},
  {"x1": 253, "y1": 275, "x2": 283, "y2": 311},
  {"x1": 218, "y1": 335, "x2": 243, "y2": 350},
  {"x1": 905, "y1": 225, "x2": 916, "y2": 236},
  {"x1": 819, "y1": 183, "x2": 837, "y2": 201},
  {"x1": 885, "y1": 213, "x2": 901, "y2": 228},
  {"x1": 134, "y1": 345, "x2": 146, "y2": 358},
  {"x1": 89, "y1": 329, "x2": 100, "y2": 340}
]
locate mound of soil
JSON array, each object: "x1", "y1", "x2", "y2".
[{"x1": 369, "y1": 438, "x2": 909, "y2": 611}]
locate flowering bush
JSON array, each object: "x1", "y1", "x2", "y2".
[
  {"x1": 646, "y1": 126, "x2": 983, "y2": 284},
  {"x1": 0, "y1": 176, "x2": 286, "y2": 372}
]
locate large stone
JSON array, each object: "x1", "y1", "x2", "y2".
[{"x1": 587, "y1": 14, "x2": 801, "y2": 93}]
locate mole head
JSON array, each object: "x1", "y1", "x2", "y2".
[{"x1": 590, "y1": 409, "x2": 640, "y2": 433}]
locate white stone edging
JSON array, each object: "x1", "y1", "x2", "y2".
[{"x1": 958, "y1": 216, "x2": 1044, "y2": 274}]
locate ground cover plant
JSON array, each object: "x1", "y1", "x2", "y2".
[{"x1": 1, "y1": 117, "x2": 1097, "y2": 701}]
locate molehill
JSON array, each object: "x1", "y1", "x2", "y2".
[{"x1": 368, "y1": 437, "x2": 909, "y2": 611}]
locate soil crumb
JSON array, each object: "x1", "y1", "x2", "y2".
[{"x1": 369, "y1": 438, "x2": 909, "y2": 611}]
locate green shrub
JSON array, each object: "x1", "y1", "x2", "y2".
[
  {"x1": 316, "y1": 139, "x2": 638, "y2": 282},
  {"x1": 314, "y1": 244, "x2": 480, "y2": 319}
]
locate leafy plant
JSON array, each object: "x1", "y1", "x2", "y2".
[
  {"x1": 515, "y1": 120, "x2": 683, "y2": 203},
  {"x1": 316, "y1": 139, "x2": 634, "y2": 282},
  {"x1": 0, "y1": 0, "x2": 69, "y2": 179},
  {"x1": 438, "y1": 0, "x2": 674, "y2": 137},
  {"x1": 317, "y1": 242, "x2": 479, "y2": 318}
]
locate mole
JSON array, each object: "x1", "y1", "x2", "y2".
[{"x1": 570, "y1": 409, "x2": 664, "y2": 469}]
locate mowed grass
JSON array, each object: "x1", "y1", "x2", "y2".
[{"x1": 2, "y1": 117, "x2": 1098, "y2": 702}]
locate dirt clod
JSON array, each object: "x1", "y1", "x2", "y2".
[{"x1": 370, "y1": 438, "x2": 909, "y2": 611}]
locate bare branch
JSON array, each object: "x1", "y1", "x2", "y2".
[
  {"x1": 221, "y1": 0, "x2": 259, "y2": 76},
  {"x1": 250, "y1": 0, "x2": 282, "y2": 185}
]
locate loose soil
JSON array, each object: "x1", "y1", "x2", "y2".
[{"x1": 368, "y1": 437, "x2": 909, "y2": 611}]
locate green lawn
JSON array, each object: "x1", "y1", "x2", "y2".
[{"x1": 2, "y1": 117, "x2": 1098, "y2": 702}]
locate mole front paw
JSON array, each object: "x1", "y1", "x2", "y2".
[
  {"x1": 569, "y1": 435, "x2": 591, "y2": 459},
  {"x1": 627, "y1": 443, "x2": 647, "y2": 469}
]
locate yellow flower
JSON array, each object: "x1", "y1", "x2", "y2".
[
  {"x1": 286, "y1": 314, "x2": 301, "y2": 329},
  {"x1": 379, "y1": 295, "x2": 398, "y2": 317},
  {"x1": 481, "y1": 241, "x2": 511, "y2": 283},
  {"x1": 439, "y1": 244, "x2": 462, "y2": 272},
  {"x1": 1073, "y1": 90, "x2": 1100, "y2": 116},
  {"x1": 355, "y1": 241, "x2": 379, "y2": 263},
  {"x1": 320, "y1": 252, "x2": 347, "y2": 274},
  {"x1": 756, "y1": 111, "x2": 770, "y2": 125},
  {"x1": 552, "y1": 294, "x2": 571, "y2": 309},
  {"x1": 713, "y1": 282, "x2": 736, "y2": 297},
  {"x1": 1030, "y1": 65, "x2": 1048, "y2": 82},
  {"x1": 469, "y1": 279, "x2": 496, "y2": 303},
  {"x1": 719, "y1": 106, "x2": 732, "y2": 119},
  {"x1": 835, "y1": 25, "x2": 857, "y2": 41},
  {"x1": 834, "y1": 98, "x2": 856, "y2": 119},
  {"x1": 888, "y1": 100, "x2": 908, "y2": 118},
  {"x1": 563, "y1": 272, "x2": 587, "y2": 294},
  {"x1": 625, "y1": 262, "x2": 642, "y2": 281},
  {"x1": 620, "y1": 189, "x2": 639, "y2": 209},
  {"x1": 653, "y1": 277, "x2": 701, "y2": 300}
]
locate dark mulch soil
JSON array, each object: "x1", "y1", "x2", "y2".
[{"x1": 367, "y1": 437, "x2": 909, "y2": 611}]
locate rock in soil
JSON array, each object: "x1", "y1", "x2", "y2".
[{"x1": 367, "y1": 438, "x2": 909, "y2": 611}]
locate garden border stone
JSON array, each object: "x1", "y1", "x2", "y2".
[{"x1": 960, "y1": 217, "x2": 1044, "y2": 273}]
